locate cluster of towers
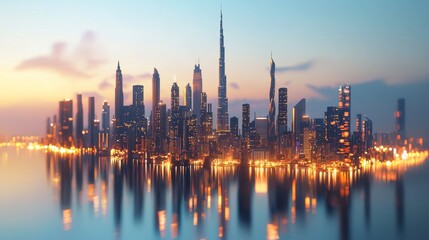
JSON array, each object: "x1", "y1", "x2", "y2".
[{"x1": 44, "y1": 10, "x2": 421, "y2": 163}]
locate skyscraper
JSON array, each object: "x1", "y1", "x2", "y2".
[
  {"x1": 59, "y1": 99, "x2": 73, "y2": 147},
  {"x1": 75, "y1": 93, "x2": 83, "y2": 147},
  {"x1": 193, "y1": 64, "x2": 202, "y2": 120},
  {"x1": 292, "y1": 98, "x2": 306, "y2": 144},
  {"x1": 338, "y1": 85, "x2": 351, "y2": 158},
  {"x1": 230, "y1": 117, "x2": 239, "y2": 138},
  {"x1": 268, "y1": 55, "x2": 276, "y2": 142},
  {"x1": 184, "y1": 83, "x2": 192, "y2": 111},
  {"x1": 242, "y1": 104, "x2": 250, "y2": 138},
  {"x1": 154, "y1": 101, "x2": 167, "y2": 155},
  {"x1": 217, "y1": 10, "x2": 229, "y2": 131},
  {"x1": 102, "y1": 101, "x2": 110, "y2": 132},
  {"x1": 132, "y1": 85, "x2": 146, "y2": 151},
  {"x1": 100, "y1": 100, "x2": 110, "y2": 150},
  {"x1": 88, "y1": 96, "x2": 96, "y2": 148},
  {"x1": 171, "y1": 82, "x2": 180, "y2": 132},
  {"x1": 395, "y1": 98, "x2": 406, "y2": 142},
  {"x1": 277, "y1": 88, "x2": 288, "y2": 136},
  {"x1": 152, "y1": 68, "x2": 160, "y2": 136},
  {"x1": 325, "y1": 106, "x2": 340, "y2": 159},
  {"x1": 114, "y1": 62, "x2": 124, "y2": 148}
]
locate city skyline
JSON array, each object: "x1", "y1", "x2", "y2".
[{"x1": 0, "y1": 1, "x2": 428, "y2": 145}]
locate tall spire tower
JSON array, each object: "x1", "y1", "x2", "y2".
[
  {"x1": 217, "y1": 9, "x2": 229, "y2": 131},
  {"x1": 268, "y1": 55, "x2": 276, "y2": 141},
  {"x1": 114, "y1": 61, "x2": 124, "y2": 147}
]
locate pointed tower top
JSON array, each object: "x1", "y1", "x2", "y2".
[
  {"x1": 154, "y1": 67, "x2": 158, "y2": 74},
  {"x1": 117, "y1": 61, "x2": 120, "y2": 70}
]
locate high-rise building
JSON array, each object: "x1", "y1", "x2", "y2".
[
  {"x1": 338, "y1": 85, "x2": 351, "y2": 158},
  {"x1": 100, "y1": 100, "x2": 110, "y2": 150},
  {"x1": 193, "y1": 64, "x2": 203, "y2": 120},
  {"x1": 277, "y1": 88, "x2": 288, "y2": 136},
  {"x1": 292, "y1": 98, "x2": 306, "y2": 144},
  {"x1": 59, "y1": 99, "x2": 73, "y2": 147},
  {"x1": 268, "y1": 55, "x2": 276, "y2": 142},
  {"x1": 230, "y1": 117, "x2": 239, "y2": 138},
  {"x1": 395, "y1": 98, "x2": 406, "y2": 142},
  {"x1": 75, "y1": 94, "x2": 83, "y2": 147},
  {"x1": 242, "y1": 104, "x2": 250, "y2": 138},
  {"x1": 363, "y1": 116, "x2": 373, "y2": 153},
  {"x1": 152, "y1": 68, "x2": 161, "y2": 136},
  {"x1": 217, "y1": 10, "x2": 229, "y2": 131},
  {"x1": 132, "y1": 85, "x2": 146, "y2": 151},
  {"x1": 325, "y1": 106, "x2": 341, "y2": 159},
  {"x1": 171, "y1": 82, "x2": 180, "y2": 128},
  {"x1": 255, "y1": 117, "x2": 268, "y2": 146},
  {"x1": 154, "y1": 101, "x2": 167, "y2": 155},
  {"x1": 102, "y1": 101, "x2": 110, "y2": 132},
  {"x1": 184, "y1": 83, "x2": 192, "y2": 111},
  {"x1": 88, "y1": 96, "x2": 96, "y2": 148},
  {"x1": 114, "y1": 62, "x2": 124, "y2": 148}
]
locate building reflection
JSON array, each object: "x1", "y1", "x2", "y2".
[{"x1": 45, "y1": 152, "x2": 412, "y2": 239}]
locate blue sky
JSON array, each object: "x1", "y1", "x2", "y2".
[{"x1": 0, "y1": 1, "x2": 428, "y2": 143}]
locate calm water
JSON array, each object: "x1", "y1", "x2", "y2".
[{"x1": 1, "y1": 147, "x2": 429, "y2": 240}]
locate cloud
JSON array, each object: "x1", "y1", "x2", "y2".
[
  {"x1": 230, "y1": 82, "x2": 240, "y2": 90},
  {"x1": 276, "y1": 60, "x2": 315, "y2": 73},
  {"x1": 123, "y1": 73, "x2": 152, "y2": 88},
  {"x1": 16, "y1": 31, "x2": 106, "y2": 79},
  {"x1": 98, "y1": 79, "x2": 113, "y2": 90}
]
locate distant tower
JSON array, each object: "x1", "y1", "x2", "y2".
[
  {"x1": 152, "y1": 68, "x2": 160, "y2": 136},
  {"x1": 75, "y1": 93, "x2": 83, "y2": 147},
  {"x1": 100, "y1": 100, "x2": 110, "y2": 149},
  {"x1": 88, "y1": 96, "x2": 96, "y2": 148},
  {"x1": 325, "y1": 106, "x2": 341, "y2": 159},
  {"x1": 193, "y1": 64, "x2": 203, "y2": 121},
  {"x1": 242, "y1": 104, "x2": 250, "y2": 138},
  {"x1": 59, "y1": 99, "x2": 73, "y2": 147},
  {"x1": 277, "y1": 88, "x2": 288, "y2": 136},
  {"x1": 268, "y1": 55, "x2": 276, "y2": 142},
  {"x1": 184, "y1": 83, "x2": 192, "y2": 111},
  {"x1": 395, "y1": 98, "x2": 406, "y2": 142},
  {"x1": 230, "y1": 117, "x2": 239, "y2": 138},
  {"x1": 292, "y1": 98, "x2": 306, "y2": 144},
  {"x1": 217, "y1": 9, "x2": 229, "y2": 131},
  {"x1": 338, "y1": 85, "x2": 351, "y2": 158},
  {"x1": 171, "y1": 82, "x2": 180, "y2": 128},
  {"x1": 114, "y1": 62, "x2": 124, "y2": 147}
]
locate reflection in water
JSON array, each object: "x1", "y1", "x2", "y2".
[{"x1": 45, "y1": 152, "x2": 419, "y2": 239}]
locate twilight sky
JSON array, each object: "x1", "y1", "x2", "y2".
[{"x1": 0, "y1": 1, "x2": 428, "y2": 144}]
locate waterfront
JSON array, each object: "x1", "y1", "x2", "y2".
[{"x1": 1, "y1": 146, "x2": 429, "y2": 240}]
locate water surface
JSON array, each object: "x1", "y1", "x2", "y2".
[{"x1": 0, "y1": 146, "x2": 428, "y2": 240}]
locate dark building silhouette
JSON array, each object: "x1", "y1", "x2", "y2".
[
  {"x1": 230, "y1": 116, "x2": 239, "y2": 138},
  {"x1": 152, "y1": 68, "x2": 161, "y2": 137},
  {"x1": 217, "y1": 10, "x2": 229, "y2": 131},
  {"x1": 114, "y1": 62, "x2": 125, "y2": 148},
  {"x1": 242, "y1": 104, "x2": 250, "y2": 138},
  {"x1": 193, "y1": 64, "x2": 203, "y2": 121},
  {"x1": 100, "y1": 100, "x2": 110, "y2": 150},
  {"x1": 132, "y1": 85, "x2": 146, "y2": 152},
  {"x1": 88, "y1": 96, "x2": 96, "y2": 148},
  {"x1": 59, "y1": 99, "x2": 73, "y2": 147},
  {"x1": 75, "y1": 93, "x2": 83, "y2": 147},
  {"x1": 293, "y1": 98, "x2": 306, "y2": 146},
  {"x1": 325, "y1": 106, "x2": 341, "y2": 159},
  {"x1": 185, "y1": 83, "x2": 192, "y2": 111},
  {"x1": 277, "y1": 88, "x2": 288, "y2": 137}
]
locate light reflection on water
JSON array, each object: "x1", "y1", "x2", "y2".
[{"x1": 1, "y1": 146, "x2": 429, "y2": 240}]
